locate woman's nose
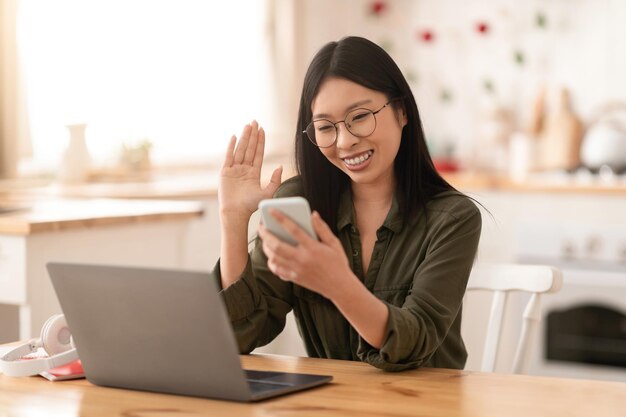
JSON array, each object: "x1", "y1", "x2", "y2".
[{"x1": 335, "y1": 124, "x2": 359, "y2": 149}]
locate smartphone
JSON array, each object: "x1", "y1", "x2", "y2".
[{"x1": 258, "y1": 197, "x2": 317, "y2": 246}]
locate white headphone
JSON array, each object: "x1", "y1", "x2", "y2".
[{"x1": 0, "y1": 314, "x2": 79, "y2": 377}]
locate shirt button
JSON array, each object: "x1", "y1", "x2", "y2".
[
  {"x1": 353, "y1": 249, "x2": 359, "y2": 257},
  {"x1": 351, "y1": 226, "x2": 357, "y2": 233}
]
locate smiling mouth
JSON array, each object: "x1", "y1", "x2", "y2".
[{"x1": 342, "y1": 150, "x2": 373, "y2": 167}]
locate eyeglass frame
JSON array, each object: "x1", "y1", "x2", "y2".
[{"x1": 303, "y1": 97, "x2": 404, "y2": 148}]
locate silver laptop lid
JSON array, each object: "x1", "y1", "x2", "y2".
[{"x1": 47, "y1": 262, "x2": 252, "y2": 401}]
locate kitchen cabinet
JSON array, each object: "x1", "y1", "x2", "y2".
[{"x1": 0, "y1": 198, "x2": 203, "y2": 342}]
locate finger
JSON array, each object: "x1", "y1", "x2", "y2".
[
  {"x1": 278, "y1": 266, "x2": 299, "y2": 282},
  {"x1": 262, "y1": 239, "x2": 276, "y2": 259},
  {"x1": 252, "y1": 127, "x2": 266, "y2": 168},
  {"x1": 233, "y1": 124, "x2": 252, "y2": 164},
  {"x1": 222, "y1": 135, "x2": 236, "y2": 168},
  {"x1": 260, "y1": 222, "x2": 299, "y2": 258},
  {"x1": 267, "y1": 259, "x2": 283, "y2": 279},
  {"x1": 243, "y1": 120, "x2": 259, "y2": 166},
  {"x1": 258, "y1": 224, "x2": 279, "y2": 259},
  {"x1": 312, "y1": 211, "x2": 338, "y2": 245},
  {"x1": 271, "y1": 209, "x2": 315, "y2": 247},
  {"x1": 267, "y1": 258, "x2": 287, "y2": 278},
  {"x1": 263, "y1": 166, "x2": 283, "y2": 198},
  {"x1": 269, "y1": 260, "x2": 298, "y2": 283},
  {"x1": 258, "y1": 225, "x2": 276, "y2": 258},
  {"x1": 258, "y1": 224, "x2": 273, "y2": 242}
]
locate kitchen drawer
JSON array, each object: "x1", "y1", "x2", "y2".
[{"x1": 0, "y1": 236, "x2": 26, "y2": 304}]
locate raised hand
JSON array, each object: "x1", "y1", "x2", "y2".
[{"x1": 219, "y1": 121, "x2": 283, "y2": 220}]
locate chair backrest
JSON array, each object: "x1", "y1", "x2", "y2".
[{"x1": 466, "y1": 263, "x2": 563, "y2": 374}]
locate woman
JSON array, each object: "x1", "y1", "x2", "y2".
[{"x1": 215, "y1": 36, "x2": 481, "y2": 371}]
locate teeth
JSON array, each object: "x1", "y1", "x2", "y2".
[{"x1": 344, "y1": 151, "x2": 373, "y2": 166}]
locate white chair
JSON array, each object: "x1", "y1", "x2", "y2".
[{"x1": 466, "y1": 263, "x2": 563, "y2": 374}]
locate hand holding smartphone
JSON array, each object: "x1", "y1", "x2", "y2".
[{"x1": 258, "y1": 197, "x2": 317, "y2": 246}]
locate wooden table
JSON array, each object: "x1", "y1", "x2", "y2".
[{"x1": 0, "y1": 354, "x2": 624, "y2": 417}]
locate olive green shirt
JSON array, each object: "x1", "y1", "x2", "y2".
[{"x1": 213, "y1": 176, "x2": 482, "y2": 371}]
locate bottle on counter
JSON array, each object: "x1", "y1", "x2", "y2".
[
  {"x1": 58, "y1": 123, "x2": 91, "y2": 184},
  {"x1": 538, "y1": 88, "x2": 584, "y2": 171},
  {"x1": 508, "y1": 87, "x2": 545, "y2": 181},
  {"x1": 475, "y1": 98, "x2": 514, "y2": 174}
]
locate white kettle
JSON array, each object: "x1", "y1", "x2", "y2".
[{"x1": 580, "y1": 104, "x2": 626, "y2": 171}]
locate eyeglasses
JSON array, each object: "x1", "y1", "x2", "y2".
[{"x1": 303, "y1": 99, "x2": 401, "y2": 148}]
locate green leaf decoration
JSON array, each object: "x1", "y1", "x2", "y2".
[
  {"x1": 405, "y1": 69, "x2": 418, "y2": 84},
  {"x1": 440, "y1": 88, "x2": 453, "y2": 103},
  {"x1": 483, "y1": 78, "x2": 495, "y2": 94},
  {"x1": 378, "y1": 39, "x2": 394, "y2": 53},
  {"x1": 535, "y1": 12, "x2": 547, "y2": 29}
]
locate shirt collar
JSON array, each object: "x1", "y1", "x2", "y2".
[
  {"x1": 337, "y1": 188, "x2": 354, "y2": 231},
  {"x1": 336, "y1": 186, "x2": 404, "y2": 234},
  {"x1": 383, "y1": 190, "x2": 404, "y2": 233}
]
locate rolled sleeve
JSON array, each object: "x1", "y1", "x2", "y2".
[
  {"x1": 211, "y1": 237, "x2": 294, "y2": 354},
  {"x1": 357, "y1": 302, "x2": 424, "y2": 371},
  {"x1": 215, "y1": 257, "x2": 261, "y2": 323}
]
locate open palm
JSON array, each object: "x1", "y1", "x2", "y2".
[{"x1": 219, "y1": 121, "x2": 282, "y2": 218}]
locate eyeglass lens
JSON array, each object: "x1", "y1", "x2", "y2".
[{"x1": 307, "y1": 108, "x2": 376, "y2": 147}]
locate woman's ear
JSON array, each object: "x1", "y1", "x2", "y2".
[{"x1": 396, "y1": 106, "x2": 408, "y2": 128}]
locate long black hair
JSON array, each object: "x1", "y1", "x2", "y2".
[{"x1": 295, "y1": 36, "x2": 457, "y2": 232}]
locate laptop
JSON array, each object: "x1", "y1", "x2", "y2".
[{"x1": 46, "y1": 262, "x2": 332, "y2": 402}]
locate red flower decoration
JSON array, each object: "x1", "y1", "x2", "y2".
[
  {"x1": 370, "y1": 1, "x2": 387, "y2": 15},
  {"x1": 476, "y1": 21, "x2": 490, "y2": 34},
  {"x1": 419, "y1": 29, "x2": 435, "y2": 43}
]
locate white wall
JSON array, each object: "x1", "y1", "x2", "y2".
[{"x1": 295, "y1": 0, "x2": 626, "y2": 162}]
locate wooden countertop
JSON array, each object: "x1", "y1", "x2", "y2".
[
  {"x1": 0, "y1": 353, "x2": 624, "y2": 417},
  {"x1": 442, "y1": 171, "x2": 626, "y2": 195},
  {"x1": 4, "y1": 168, "x2": 626, "y2": 202},
  {"x1": 0, "y1": 198, "x2": 204, "y2": 235},
  {"x1": 34, "y1": 173, "x2": 222, "y2": 199}
]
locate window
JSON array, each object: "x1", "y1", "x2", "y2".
[{"x1": 17, "y1": 0, "x2": 273, "y2": 172}]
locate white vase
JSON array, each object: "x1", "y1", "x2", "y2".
[{"x1": 58, "y1": 123, "x2": 91, "y2": 183}]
